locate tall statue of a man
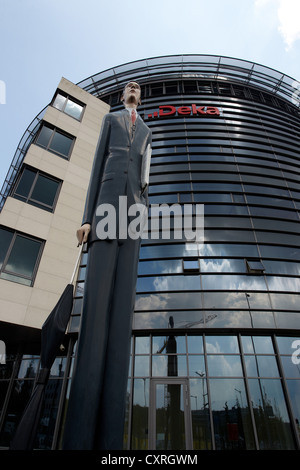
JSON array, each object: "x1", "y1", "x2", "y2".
[{"x1": 63, "y1": 82, "x2": 152, "y2": 450}]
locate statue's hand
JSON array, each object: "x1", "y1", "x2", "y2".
[{"x1": 77, "y1": 224, "x2": 91, "y2": 245}]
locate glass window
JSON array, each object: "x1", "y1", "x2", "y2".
[
  {"x1": 201, "y1": 274, "x2": 267, "y2": 291},
  {"x1": 246, "y1": 259, "x2": 265, "y2": 273},
  {"x1": 131, "y1": 378, "x2": 149, "y2": 450},
  {"x1": 152, "y1": 335, "x2": 186, "y2": 354},
  {"x1": 259, "y1": 245, "x2": 300, "y2": 260},
  {"x1": 188, "y1": 355, "x2": 206, "y2": 377},
  {"x1": 152, "y1": 355, "x2": 187, "y2": 377},
  {"x1": 207, "y1": 355, "x2": 243, "y2": 376},
  {"x1": 248, "y1": 378, "x2": 295, "y2": 449},
  {"x1": 134, "y1": 356, "x2": 149, "y2": 376},
  {"x1": 0, "y1": 228, "x2": 43, "y2": 286},
  {"x1": 276, "y1": 336, "x2": 300, "y2": 354},
  {"x1": 241, "y1": 336, "x2": 274, "y2": 354},
  {"x1": 244, "y1": 355, "x2": 279, "y2": 377},
  {"x1": 53, "y1": 91, "x2": 84, "y2": 120},
  {"x1": 209, "y1": 378, "x2": 256, "y2": 449},
  {"x1": 136, "y1": 275, "x2": 200, "y2": 292},
  {"x1": 13, "y1": 167, "x2": 61, "y2": 212},
  {"x1": 187, "y1": 335, "x2": 204, "y2": 354},
  {"x1": 135, "y1": 292, "x2": 203, "y2": 311},
  {"x1": 189, "y1": 378, "x2": 211, "y2": 449},
  {"x1": 35, "y1": 123, "x2": 74, "y2": 159},
  {"x1": 200, "y1": 258, "x2": 246, "y2": 273},
  {"x1": 205, "y1": 335, "x2": 239, "y2": 353}
]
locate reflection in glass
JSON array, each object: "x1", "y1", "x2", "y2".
[
  {"x1": 201, "y1": 274, "x2": 267, "y2": 291},
  {"x1": 200, "y1": 258, "x2": 246, "y2": 273},
  {"x1": 244, "y1": 356, "x2": 279, "y2": 377},
  {"x1": 134, "y1": 356, "x2": 149, "y2": 377},
  {"x1": 276, "y1": 336, "x2": 300, "y2": 354},
  {"x1": 187, "y1": 336, "x2": 204, "y2": 354},
  {"x1": 155, "y1": 383, "x2": 185, "y2": 449},
  {"x1": 131, "y1": 378, "x2": 149, "y2": 450},
  {"x1": 207, "y1": 355, "x2": 243, "y2": 377},
  {"x1": 205, "y1": 336, "x2": 239, "y2": 353},
  {"x1": 189, "y1": 378, "x2": 211, "y2": 449},
  {"x1": 241, "y1": 336, "x2": 274, "y2": 354},
  {"x1": 17, "y1": 358, "x2": 39, "y2": 378},
  {"x1": 49, "y1": 131, "x2": 73, "y2": 157},
  {"x1": 0, "y1": 379, "x2": 34, "y2": 447},
  {"x1": 286, "y1": 380, "x2": 300, "y2": 435},
  {"x1": 5, "y1": 235, "x2": 41, "y2": 278},
  {"x1": 152, "y1": 355, "x2": 187, "y2": 377},
  {"x1": 31, "y1": 174, "x2": 59, "y2": 208},
  {"x1": 34, "y1": 378, "x2": 64, "y2": 449},
  {"x1": 248, "y1": 378, "x2": 295, "y2": 449},
  {"x1": 0, "y1": 228, "x2": 13, "y2": 269},
  {"x1": 209, "y1": 378, "x2": 255, "y2": 449},
  {"x1": 135, "y1": 292, "x2": 202, "y2": 311},
  {"x1": 137, "y1": 275, "x2": 200, "y2": 292},
  {"x1": 135, "y1": 336, "x2": 150, "y2": 354}
]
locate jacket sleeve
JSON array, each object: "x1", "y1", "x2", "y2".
[
  {"x1": 81, "y1": 113, "x2": 111, "y2": 226},
  {"x1": 141, "y1": 131, "x2": 152, "y2": 192}
]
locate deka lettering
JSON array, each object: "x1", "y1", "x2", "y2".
[{"x1": 148, "y1": 104, "x2": 222, "y2": 119}]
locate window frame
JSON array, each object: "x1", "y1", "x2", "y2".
[
  {"x1": 51, "y1": 90, "x2": 85, "y2": 121},
  {"x1": 12, "y1": 166, "x2": 62, "y2": 212},
  {"x1": 0, "y1": 227, "x2": 44, "y2": 286},
  {"x1": 35, "y1": 122, "x2": 75, "y2": 160}
]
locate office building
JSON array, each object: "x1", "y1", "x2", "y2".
[{"x1": 0, "y1": 55, "x2": 299, "y2": 450}]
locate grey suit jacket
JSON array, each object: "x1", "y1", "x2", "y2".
[{"x1": 82, "y1": 109, "x2": 152, "y2": 243}]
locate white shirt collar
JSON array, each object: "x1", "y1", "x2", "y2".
[{"x1": 125, "y1": 106, "x2": 138, "y2": 116}]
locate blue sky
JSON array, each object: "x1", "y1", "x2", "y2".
[{"x1": 0, "y1": 0, "x2": 300, "y2": 188}]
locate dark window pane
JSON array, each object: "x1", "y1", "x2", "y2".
[
  {"x1": 49, "y1": 131, "x2": 73, "y2": 157},
  {"x1": 0, "y1": 228, "x2": 13, "y2": 269},
  {"x1": 36, "y1": 125, "x2": 53, "y2": 148},
  {"x1": 248, "y1": 378, "x2": 295, "y2": 449},
  {"x1": 210, "y1": 378, "x2": 255, "y2": 449},
  {"x1": 31, "y1": 174, "x2": 59, "y2": 207},
  {"x1": 14, "y1": 168, "x2": 36, "y2": 198},
  {"x1": 5, "y1": 235, "x2": 41, "y2": 278}
]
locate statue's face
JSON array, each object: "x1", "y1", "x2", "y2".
[{"x1": 122, "y1": 82, "x2": 141, "y2": 106}]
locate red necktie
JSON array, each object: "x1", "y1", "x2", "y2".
[{"x1": 131, "y1": 109, "x2": 136, "y2": 124}]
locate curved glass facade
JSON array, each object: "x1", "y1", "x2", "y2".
[
  {"x1": 77, "y1": 56, "x2": 300, "y2": 450},
  {"x1": 1, "y1": 55, "x2": 300, "y2": 450}
]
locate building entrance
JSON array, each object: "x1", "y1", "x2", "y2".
[{"x1": 149, "y1": 378, "x2": 192, "y2": 450}]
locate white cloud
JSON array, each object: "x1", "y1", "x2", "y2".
[
  {"x1": 255, "y1": 0, "x2": 300, "y2": 50},
  {"x1": 277, "y1": 0, "x2": 300, "y2": 50}
]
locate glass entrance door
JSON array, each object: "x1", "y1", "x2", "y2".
[{"x1": 149, "y1": 378, "x2": 192, "y2": 450}]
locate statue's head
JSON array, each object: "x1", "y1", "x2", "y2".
[{"x1": 121, "y1": 81, "x2": 141, "y2": 107}]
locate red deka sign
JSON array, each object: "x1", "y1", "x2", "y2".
[{"x1": 148, "y1": 104, "x2": 222, "y2": 119}]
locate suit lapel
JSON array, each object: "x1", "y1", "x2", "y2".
[{"x1": 122, "y1": 109, "x2": 140, "y2": 142}]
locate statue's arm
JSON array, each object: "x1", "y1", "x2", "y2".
[
  {"x1": 77, "y1": 114, "x2": 111, "y2": 245},
  {"x1": 141, "y1": 133, "x2": 152, "y2": 194}
]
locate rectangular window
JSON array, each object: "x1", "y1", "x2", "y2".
[
  {"x1": 0, "y1": 227, "x2": 44, "y2": 286},
  {"x1": 35, "y1": 123, "x2": 74, "y2": 159},
  {"x1": 52, "y1": 91, "x2": 85, "y2": 120},
  {"x1": 12, "y1": 166, "x2": 61, "y2": 212}
]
